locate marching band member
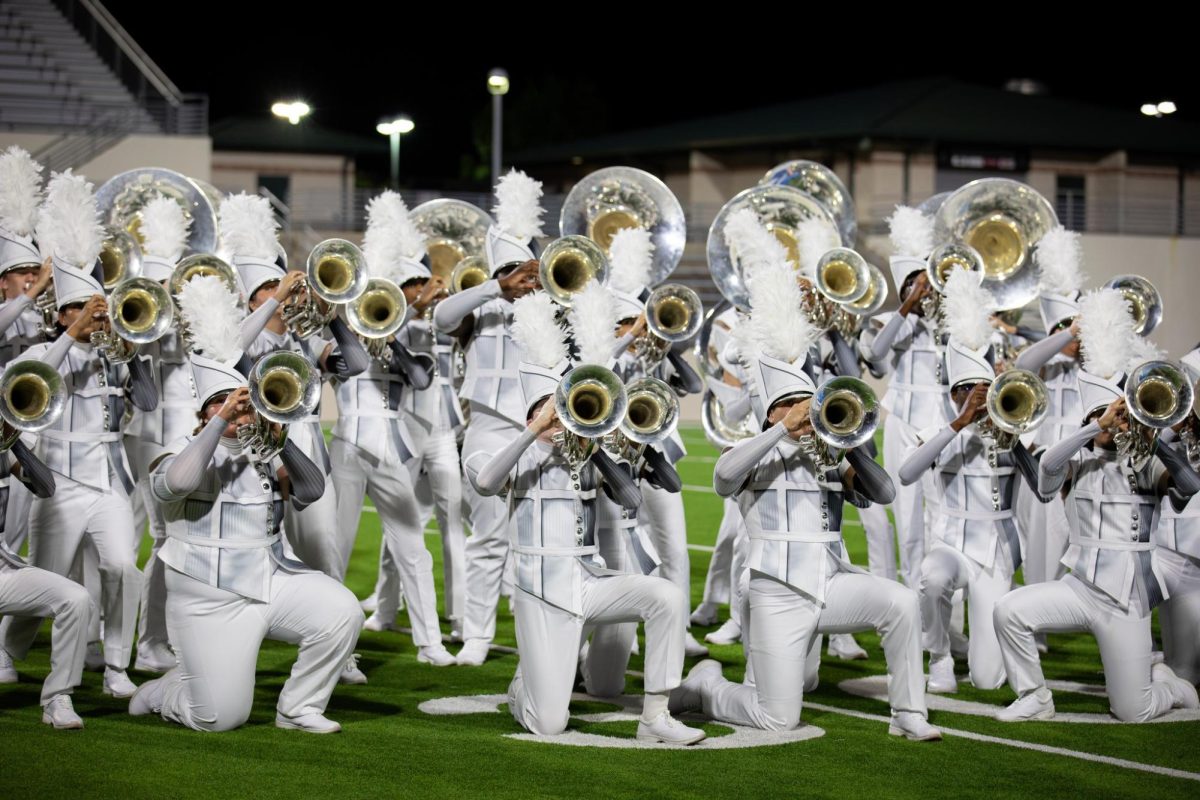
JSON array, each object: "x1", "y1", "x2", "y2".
[
  {"x1": 127, "y1": 296, "x2": 363, "y2": 733},
  {"x1": 865, "y1": 206, "x2": 947, "y2": 590},
  {"x1": 899, "y1": 269, "x2": 1038, "y2": 693},
  {"x1": 433, "y1": 169, "x2": 544, "y2": 666},
  {"x1": 0, "y1": 170, "x2": 154, "y2": 699},
  {"x1": 469, "y1": 286, "x2": 703, "y2": 744},
  {"x1": 672, "y1": 218, "x2": 938, "y2": 740},
  {"x1": 328, "y1": 192, "x2": 454, "y2": 666},
  {"x1": 993, "y1": 288, "x2": 1200, "y2": 721}
]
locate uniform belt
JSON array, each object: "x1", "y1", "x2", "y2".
[
  {"x1": 511, "y1": 544, "x2": 598, "y2": 557},
  {"x1": 943, "y1": 508, "x2": 1014, "y2": 522},
  {"x1": 167, "y1": 531, "x2": 280, "y2": 550},
  {"x1": 41, "y1": 429, "x2": 122, "y2": 443},
  {"x1": 1069, "y1": 534, "x2": 1153, "y2": 552},
  {"x1": 750, "y1": 530, "x2": 842, "y2": 543}
]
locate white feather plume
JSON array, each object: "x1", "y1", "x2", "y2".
[
  {"x1": 723, "y1": 208, "x2": 792, "y2": 280},
  {"x1": 797, "y1": 218, "x2": 841, "y2": 278},
  {"x1": 36, "y1": 170, "x2": 102, "y2": 268},
  {"x1": 1126, "y1": 336, "x2": 1165, "y2": 371},
  {"x1": 178, "y1": 275, "x2": 244, "y2": 363},
  {"x1": 511, "y1": 292, "x2": 568, "y2": 369},
  {"x1": 362, "y1": 190, "x2": 425, "y2": 279},
  {"x1": 888, "y1": 205, "x2": 934, "y2": 258},
  {"x1": 139, "y1": 196, "x2": 190, "y2": 260},
  {"x1": 739, "y1": 258, "x2": 818, "y2": 366},
  {"x1": 569, "y1": 280, "x2": 618, "y2": 366},
  {"x1": 1035, "y1": 226, "x2": 1085, "y2": 295},
  {"x1": 1078, "y1": 287, "x2": 1137, "y2": 379},
  {"x1": 0, "y1": 146, "x2": 43, "y2": 236},
  {"x1": 218, "y1": 193, "x2": 279, "y2": 259},
  {"x1": 608, "y1": 227, "x2": 654, "y2": 294},
  {"x1": 941, "y1": 268, "x2": 994, "y2": 350},
  {"x1": 492, "y1": 169, "x2": 544, "y2": 241}
]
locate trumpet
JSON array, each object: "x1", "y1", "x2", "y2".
[
  {"x1": 636, "y1": 283, "x2": 703, "y2": 370},
  {"x1": 837, "y1": 262, "x2": 888, "y2": 319},
  {"x1": 107, "y1": 278, "x2": 174, "y2": 344},
  {"x1": 0, "y1": 360, "x2": 66, "y2": 449},
  {"x1": 540, "y1": 235, "x2": 608, "y2": 308},
  {"x1": 553, "y1": 363, "x2": 628, "y2": 471},
  {"x1": 980, "y1": 369, "x2": 1049, "y2": 458},
  {"x1": 1113, "y1": 360, "x2": 1194, "y2": 471},
  {"x1": 1103, "y1": 274, "x2": 1162, "y2": 336},
  {"x1": 701, "y1": 390, "x2": 755, "y2": 449},
  {"x1": 450, "y1": 256, "x2": 489, "y2": 294},
  {"x1": 814, "y1": 248, "x2": 870, "y2": 305},
  {"x1": 345, "y1": 278, "x2": 408, "y2": 360},
  {"x1": 99, "y1": 227, "x2": 143, "y2": 290},
  {"x1": 34, "y1": 285, "x2": 57, "y2": 339},
  {"x1": 238, "y1": 351, "x2": 322, "y2": 460},
  {"x1": 801, "y1": 376, "x2": 879, "y2": 468},
  {"x1": 921, "y1": 242, "x2": 984, "y2": 325},
  {"x1": 280, "y1": 240, "x2": 366, "y2": 339},
  {"x1": 620, "y1": 377, "x2": 679, "y2": 445}
]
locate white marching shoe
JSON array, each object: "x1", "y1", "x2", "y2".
[
  {"x1": 359, "y1": 593, "x2": 379, "y2": 613},
  {"x1": 704, "y1": 619, "x2": 741, "y2": 646},
  {"x1": 996, "y1": 687, "x2": 1055, "y2": 721},
  {"x1": 0, "y1": 647, "x2": 17, "y2": 683},
  {"x1": 455, "y1": 639, "x2": 490, "y2": 666},
  {"x1": 636, "y1": 712, "x2": 707, "y2": 745},
  {"x1": 128, "y1": 674, "x2": 168, "y2": 716},
  {"x1": 276, "y1": 712, "x2": 342, "y2": 734},
  {"x1": 103, "y1": 667, "x2": 137, "y2": 698},
  {"x1": 827, "y1": 633, "x2": 868, "y2": 661},
  {"x1": 888, "y1": 711, "x2": 942, "y2": 741},
  {"x1": 669, "y1": 659, "x2": 723, "y2": 714},
  {"x1": 690, "y1": 602, "x2": 719, "y2": 627},
  {"x1": 339, "y1": 654, "x2": 368, "y2": 685},
  {"x1": 134, "y1": 643, "x2": 176, "y2": 673},
  {"x1": 362, "y1": 612, "x2": 397, "y2": 633},
  {"x1": 418, "y1": 645, "x2": 456, "y2": 667},
  {"x1": 926, "y1": 655, "x2": 958, "y2": 694},
  {"x1": 684, "y1": 632, "x2": 710, "y2": 659},
  {"x1": 42, "y1": 695, "x2": 84, "y2": 730},
  {"x1": 1153, "y1": 662, "x2": 1200, "y2": 709}
]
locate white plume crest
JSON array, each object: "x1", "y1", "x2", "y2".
[
  {"x1": 0, "y1": 146, "x2": 44, "y2": 236},
  {"x1": 941, "y1": 268, "x2": 994, "y2": 350},
  {"x1": 1078, "y1": 287, "x2": 1137, "y2": 379},
  {"x1": 888, "y1": 206, "x2": 934, "y2": 258},
  {"x1": 739, "y1": 256, "x2": 818, "y2": 366},
  {"x1": 218, "y1": 193, "x2": 279, "y2": 259},
  {"x1": 36, "y1": 169, "x2": 102, "y2": 268},
  {"x1": 1126, "y1": 336, "x2": 1165, "y2": 372},
  {"x1": 608, "y1": 227, "x2": 654, "y2": 294},
  {"x1": 511, "y1": 292, "x2": 568, "y2": 369},
  {"x1": 797, "y1": 218, "x2": 840, "y2": 278},
  {"x1": 139, "y1": 196, "x2": 190, "y2": 260},
  {"x1": 178, "y1": 274, "x2": 244, "y2": 363},
  {"x1": 492, "y1": 169, "x2": 544, "y2": 241},
  {"x1": 1035, "y1": 226, "x2": 1085, "y2": 295},
  {"x1": 363, "y1": 190, "x2": 426, "y2": 279},
  {"x1": 569, "y1": 280, "x2": 619, "y2": 366},
  {"x1": 723, "y1": 208, "x2": 792, "y2": 280}
]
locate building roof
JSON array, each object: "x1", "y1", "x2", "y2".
[
  {"x1": 211, "y1": 116, "x2": 386, "y2": 156},
  {"x1": 515, "y1": 77, "x2": 1200, "y2": 163}
]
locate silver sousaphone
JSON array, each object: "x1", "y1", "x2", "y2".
[
  {"x1": 560, "y1": 166, "x2": 686, "y2": 284},
  {"x1": 410, "y1": 199, "x2": 494, "y2": 282},
  {"x1": 760, "y1": 160, "x2": 857, "y2": 245},
  {"x1": 96, "y1": 168, "x2": 219, "y2": 257}
]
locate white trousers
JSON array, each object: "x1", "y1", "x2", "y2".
[
  {"x1": 702, "y1": 571, "x2": 927, "y2": 730},
  {"x1": 158, "y1": 565, "x2": 361, "y2": 731},
  {"x1": 699, "y1": 498, "x2": 741, "y2": 607},
  {"x1": 331, "y1": 437, "x2": 442, "y2": 647},
  {"x1": 1156, "y1": 548, "x2": 1200, "y2": 685},
  {"x1": 639, "y1": 482, "x2": 692, "y2": 619},
  {"x1": 919, "y1": 545, "x2": 1011, "y2": 689},
  {"x1": 858, "y1": 501, "x2": 898, "y2": 581},
  {"x1": 408, "y1": 418, "x2": 467, "y2": 621},
  {"x1": 994, "y1": 574, "x2": 1175, "y2": 721},
  {"x1": 1015, "y1": 485, "x2": 1069, "y2": 586},
  {"x1": 460, "y1": 410, "x2": 523, "y2": 643},
  {"x1": 883, "y1": 414, "x2": 929, "y2": 588},
  {"x1": 3, "y1": 479, "x2": 32, "y2": 553},
  {"x1": 508, "y1": 571, "x2": 687, "y2": 736},
  {"x1": 1, "y1": 476, "x2": 140, "y2": 669},
  {"x1": 579, "y1": 497, "x2": 639, "y2": 698},
  {"x1": 0, "y1": 561, "x2": 90, "y2": 704},
  {"x1": 126, "y1": 436, "x2": 171, "y2": 655}
]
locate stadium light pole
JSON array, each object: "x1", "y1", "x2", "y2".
[
  {"x1": 488, "y1": 69, "x2": 510, "y2": 189},
  {"x1": 377, "y1": 115, "x2": 414, "y2": 190}
]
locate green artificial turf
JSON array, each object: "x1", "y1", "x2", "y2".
[{"x1": 1, "y1": 426, "x2": 1197, "y2": 799}]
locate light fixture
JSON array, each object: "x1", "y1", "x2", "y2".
[
  {"x1": 271, "y1": 101, "x2": 311, "y2": 125},
  {"x1": 376, "y1": 115, "x2": 414, "y2": 136},
  {"x1": 1157, "y1": 100, "x2": 1177, "y2": 115},
  {"x1": 488, "y1": 68, "x2": 510, "y2": 96},
  {"x1": 1142, "y1": 101, "x2": 1177, "y2": 118}
]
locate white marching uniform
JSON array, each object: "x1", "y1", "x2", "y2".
[
  {"x1": 1152, "y1": 436, "x2": 1200, "y2": 684},
  {"x1": 698, "y1": 424, "x2": 928, "y2": 730},
  {"x1": 149, "y1": 424, "x2": 362, "y2": 731},
  {"x1": 906, "y1": 424, "x2": 1022, "y2": 689},
  {"x1": 994, "y1": 422, "x2": 1180, "y2": 721},
  {"x1": 0, "y1": 295, "x2": 43, "y2": 552},
  {"x1": 329, "y1": 352, "x2": 443, "y2": 647},
  {"x1": 0, "y1": 451, "x2": 91, "y2": 706},
  {"x1": 867, "y1": 311, "x2": 948, "y2": 588},
  {"x1": 434, "y1": 280, "x2": 526, "y2": 645},
  {"x1": 1, "y1": 336, "x2": 143, "y2": 671},
  {"x1": 467, "y1": 427, "x2": 686, "y2": 736}
]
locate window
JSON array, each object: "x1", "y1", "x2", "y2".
[{"x1": 1055, "y1": 175, "x2": 1086, "y2": 231}]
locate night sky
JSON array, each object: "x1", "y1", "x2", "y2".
[{"x1": 102, "y1": 3, "x2": 1198, "y2": 191}]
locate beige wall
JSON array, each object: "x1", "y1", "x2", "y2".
[{"x1": 0, "y1": 133, "x2": 211, "y2": 182}]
